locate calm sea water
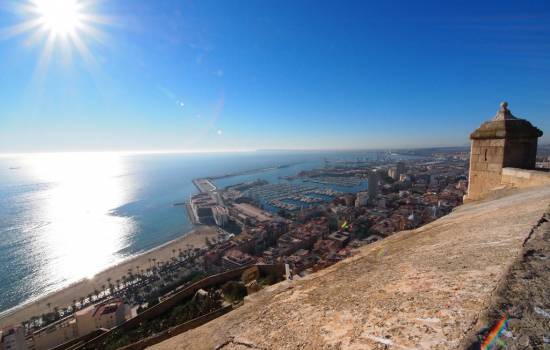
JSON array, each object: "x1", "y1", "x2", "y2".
[{"x1": 0, "y1": 150, "x2": 386, "y2": 316}]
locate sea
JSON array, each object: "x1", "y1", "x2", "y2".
[{"x1": 0, "y1": 150, "x2": 398, "y2": 317}]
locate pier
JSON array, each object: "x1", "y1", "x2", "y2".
[{"x1": 192, "y1": 178, "x2": 217, "y2": 193}]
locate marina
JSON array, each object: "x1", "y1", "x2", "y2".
[
  {"x1": 305, "y1": 176, "x2": 365, "y2": 187},
  {"x1": 243, "y1": 183, "x2": 344, "y2": 212}
]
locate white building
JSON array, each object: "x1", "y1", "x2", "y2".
[
  {"x1": 32, "y1": 300, "x2": 131, "y2": 350},
  {"x1": 399, "y1": 174, "x2": 410, "y2": 182},
  {"x1": 75, "y1": 300, "x2": 130, "y2": 336},
  {"x1": 212, "y1": 205, "x2": 229, "y2": 227},
  {"x1": 387, "y1": 168, "x2": 398, "y2": 180}
]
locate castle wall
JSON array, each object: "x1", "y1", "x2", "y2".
[
  {"x1": 467, "y1": 139, "x2": 505, "y2": 200},
  {"x1": 501, "y1": 168, "x2": 550, "y2": 188},
  {"x1": 503, "y1": 138, "x2": 538, "y2": 169}
]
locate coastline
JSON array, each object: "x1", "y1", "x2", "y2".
[{"x1": 0, "y1": 225, "x2": 221, "y2": 328}]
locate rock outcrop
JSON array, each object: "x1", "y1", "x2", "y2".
[{"x1": 150, "y1": 186, "x2": 550, "y2": 350}]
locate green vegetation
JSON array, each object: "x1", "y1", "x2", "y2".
[
  {"x1": 141, "y1": 271, "x2": 207, "y2": 311},
  {"x1": 221, "y1": 281, "x2": 247, "y2": 303},
  {"x1": 258, "y1": 269, "x2": 282, "y2": 287}
]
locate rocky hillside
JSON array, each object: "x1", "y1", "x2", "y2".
[{"x1": 150, "y1": 186, "x2": 550, "y2": 350}]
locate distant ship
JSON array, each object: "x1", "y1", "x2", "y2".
[{"x1": 9, "y1": 166, "x2": 21, "y2": 170}]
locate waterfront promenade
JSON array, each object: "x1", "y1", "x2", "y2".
[{"x1": 0, "y1": 225, "x2": 220, "y2": 328}]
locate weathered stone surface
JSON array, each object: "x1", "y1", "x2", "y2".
[
  {"x1": 501, "y1": 168, "x2": 550, "y2": 189},
  {"x1": 462, "y1": 210, "x2": 550, "y2": 349},
  {"x1": 149, "y1": 186, "x2": 550, "y2": 350}
]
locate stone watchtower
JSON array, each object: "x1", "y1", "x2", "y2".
[{"x1": 466, "y1": 102, "x2": 543, "y2": 200}]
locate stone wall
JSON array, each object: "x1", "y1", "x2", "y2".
[
  {"x1": 503, "y1": 138, "x2": 538, "y2": 169},
  {"x1": 501, "y1": 167, "x2": 550, "y2": 188},
  {"x1": 467, "y1": 139, "x2": 505, "y2": 200},
  {"x1": 118, "y1": 306, "x2": 233, "y2": 350},
  {"x1": 74, "y1": 264, "x2": 285, "y2": 350}
]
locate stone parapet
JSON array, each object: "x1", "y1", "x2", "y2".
[{"x1": 501, "y1": 167, "x2": 550, "y2": 188}]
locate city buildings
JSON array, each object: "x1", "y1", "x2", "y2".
[
  {"x1": 6, "y1": 147, "x2": 471, "y2": 349},
  {"x1": 189, "y1": 193, "x2": 218, "y2": 225},
  {"x1": 0, "y1": 326, "x2": 27, "y2": 350},
  {"x1": 75, "y1": 300, "x2": 130, "y2": 337},
  {"x1": 355, "y1": 192, "x2": 369, "y2": 207},
  {"x1": 367, "y1": 170, "x2": 379, "y2": 198},
  {"x1": 212, "y1": 205, "x2": 229, "y2": 227},
  {"x1": 31, "y1": 300, "x2": 131, "y2": 350}
]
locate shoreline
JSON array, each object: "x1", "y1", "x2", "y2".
[{"x1": 0, "y1": 225, "x2": 221, "y2": 328}]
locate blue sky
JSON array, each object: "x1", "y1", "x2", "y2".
[{"x1": 0, "y1": 0, "x2": 549, "y2": 153}]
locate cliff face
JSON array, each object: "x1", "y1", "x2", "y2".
[{"x1": 150, "y1": 186, "x2": 550, "y2": 350}]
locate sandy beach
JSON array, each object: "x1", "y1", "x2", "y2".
[{"x1": 0, "y1": 225, "x2": 221, "y2": 328}]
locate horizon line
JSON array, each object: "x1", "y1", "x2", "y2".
[{"x1": 0, "y1": 145, "x2": 477, "y2": 158}]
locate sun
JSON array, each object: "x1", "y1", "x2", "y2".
[
  {"x1": 34, "y1": 0, "x2": 82, "y2": 36},
  {"x1": 1, "y1": 0, "x2": 110, "y2": 71}
]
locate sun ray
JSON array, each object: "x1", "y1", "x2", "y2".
[
  {"x1": 34, "y1": 31, "x2": 57, "y2": 80},
  {"x1": 1, "y1": 0, "x2": 110, "y2": 71},
  {"x1": 76, "y1": 21, "x2": 108, "y2": 45},
  {"x1": 0, "y1": 18, "x2": 43, "y2": 39},
  {"x1": 22, "y1": 23, "x2": 48, "y2": 47},
  {"x1": 69, "y1": 30, "x2": 96, "y2": 66}
]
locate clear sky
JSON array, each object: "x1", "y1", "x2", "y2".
[{"x1": 0, "y1": 0, "x2": 549, "y2": 153}]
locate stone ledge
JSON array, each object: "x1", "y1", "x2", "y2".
[{"x1": 501, "y1": 167, "x2": 550, "y2": 188}]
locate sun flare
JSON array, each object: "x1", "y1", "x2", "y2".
[
  {"x1": 2, "y1": 0, "x2": 109, "y2": 71},
  {"x1": 35, "y1": 0, "x2": 82, "y2": 36}
]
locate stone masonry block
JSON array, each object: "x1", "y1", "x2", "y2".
[
  {"x1": 489, "y1": 139, "x2": 505, "y2": 147},
  {"x1": 477, "y1": 162, "x2": 488, "y2": 171}
]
